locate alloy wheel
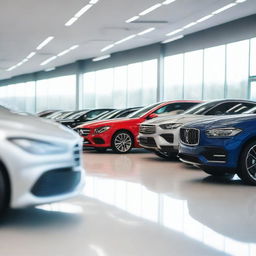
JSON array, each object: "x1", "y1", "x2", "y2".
[
  {"x1": 246, "y1": 145, "x2": 256, "y2": 181},
  {"x1": 114, "y1": 133, "x2": 132, "y2": 153}
]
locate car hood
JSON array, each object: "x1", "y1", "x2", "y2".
[
  {"x1": 143, "y1": 114, "x2": 204, "y2": 125},
  {"x1": 184, "y1": 114, "x2": 256, "y2": 130},
  {"x1": 0, "y1": 109, "x2": 79, "y2": 140},
  {"x1": 76, "y1": 117, "x2": 141, "y2": 128}
]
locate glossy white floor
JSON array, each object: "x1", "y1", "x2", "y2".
[{"x1": 1, "y1": 149, "x2": 256, "y2": 256}]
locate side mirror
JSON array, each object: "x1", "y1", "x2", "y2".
[{"x1": 148, "y1": 113, "x2": 159, "y2": 119}]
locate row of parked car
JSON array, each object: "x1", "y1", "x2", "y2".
[{"x1": 40, "y1": 99, "x2": 256, "y2": 186}]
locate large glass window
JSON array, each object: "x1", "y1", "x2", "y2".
[
  {"x1": 83, "y1": 72, "x2": 96, "y2": 109},
  {"x1": 184, "y1": 50, "x2": 203, "y2": 100},
  {"x1": 95, "y1": 68, "x2": 114, "y2": 108},
  {"x1": 226, "y1": 40, "x2": 250, "y2": 99},
  {"x1": 127, "y1": 63, "x2": 143, "y2": 107},
  {"x1": 36, "y1": 75, "x2": 76, "y2": 112},
  {"x1": 250, "y1": 38, "x2": 256, "y2": 76},
  {"x1": 142, "y1": 59, "x2": 157, "y2": 105},
  {"x1": 204, "y1": 45, "x2": 225, "y2": 100},
  {"x1": 113, "y1": 66, "x2": 127, "y2": 108},
  {"x1": 164, "y1": 54, "x2": 184, "y2": 100}
]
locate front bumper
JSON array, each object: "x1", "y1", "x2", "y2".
[
  {"x1": 4, "y1": 139, "x2": 85, "y2": 209},
  {"x1": 178, "y1": 136, "x2": 242, "y2": 172},
  {"x1": 138, "y1": 127, "x2": 180, "y2": 154}
]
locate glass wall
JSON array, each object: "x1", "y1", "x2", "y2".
[
  {"x1": 83, "y1": 59, "x2": 157, "y2": 109},
  {"x1": 36, "y1": 75, "x2": 76, "y2": 112},
  {"x1": 1, "y1": 37, "x2": 256, "y2": 113},
  {"x1": 164, "y1": 54, "x2": 184, "y2": 100},
  {"x1": 164, "y1": 38, "x2": 254, "y2": 101}
]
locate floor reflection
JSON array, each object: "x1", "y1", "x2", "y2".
[{"x1": 83, "y1": 152, "x2": 256, "y2": 256}]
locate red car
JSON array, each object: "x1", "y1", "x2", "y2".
[{"x1": 75, "y1": 101, "x2": 201, "y2": 153}]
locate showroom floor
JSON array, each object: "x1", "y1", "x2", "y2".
[{"x1": 0, "y1": 150, "x2": 255, "y2": 256}]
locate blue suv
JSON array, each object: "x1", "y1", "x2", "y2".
[{"x1": 178, "y1": 109, "x2": 256, "y2": 185}]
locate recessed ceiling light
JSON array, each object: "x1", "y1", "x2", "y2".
[
  {"x1": 26, "y1": 52, "x2": 36, "y2": 59},
  {"x1": 65, "y1": 17, "x2": 78, "y2": 26},
  {"x1": 137, "y1": 27, "x2": 155, "y2": 36},
  {"x1": 74, "y1": 4, "x2": 93, "y2": 18},
  {"x1": 92, "y1": 55, "x2": 111, "y2": 62},
  {"x1": 139, "y1": 3, "x2": 162, "y2": 16},
  {"x1": 36, "y1": 36, "x2": 54, "y2": 50},
  {"x1": 101, "y1": 44, "x2": 115, "y2": 52},
  {"x1": 40, "y1": 56, "x2": 57, "y2": 66},
  {"x1": 166, "y1": 28, "x2": 183, "y2": 37},
  {"x1": 162, "y1": 35, "x2": 184, "y2": 44},
  {"x1": 196, "y1": 14, "x2": 213, "y2": 23},
  {"x1": 183, "y1": 22, "x2": 197, "y2": 29},
  {"x1": 126, "y1": 16, "x2": 139, "y2": 23},
  {"x1": 162, "y1": 0, "x2": 176, "y2": 5},
  {"x1": 115, "y1": 35, "x2": 136, "y2": 45},
  {"x1": 212, "y1": 3, "x2": 237, "y2": 15}
]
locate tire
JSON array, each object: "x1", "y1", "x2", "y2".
[
  {"x1": 154, "y1": 150, "x2": 177, "y2": 160},
  {"x1": 95, "y1": 147, "x2": 107, "y2": 153},
  {"x1": 111, "y1": 131, "x2": 133, "y2": 153},
  {"x1": 0, "y1": 167, "x2": 9, "y2": 215},
  {"x1": 238, "y1": 141, "x2": 256, "y2": 185},
  {"x1": 202, "y1": 168, "x2": 235, "y2": 178}
]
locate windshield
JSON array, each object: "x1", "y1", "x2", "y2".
[
  {"x1": 244, "y1": 106, "x2": 256, "y2": 114},
  {"x1": 68, "y1": 111, "x2": 88, "y2": 120},
  {"x1": 98, "y1": 110, "x2": 121, "y2": 120},
  {"x1": 128, "y1": 103, "x2": 160, "y2": 118},
  {"x1": 184, "y1": 101, "x2": 219, "y2": 115}
]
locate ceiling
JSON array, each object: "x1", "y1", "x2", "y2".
[{"x1": 0, "y1": 0, "x2": 255, "y2": 80}]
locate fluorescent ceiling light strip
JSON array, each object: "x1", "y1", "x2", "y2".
[
  {"x1": 26, "y1": 52, "x2": 36, "y2": 59},
  {"x1": 166, "y1": 28, "x2": 183, "y2": 37},
  {"x1": 57, "y1": 49, "x2": 70, "y2": 57},
  {"x1": 183, "y1": 22, "x2": 197, "y2": 29},
  {"x1": 197, "y1": 14, "x2": 213, "y2": 23},
  {"x1": 92, "y1": 54, "x2": 111, "y2": 62},
  {"x1": 115, "y1": 34, "x2": 136, "y2": 45},
  {"x1": 162, "y1": 0, "x2": 176, "y2": 5},
  {"x1": 70, "y1": 45, "x2": 79, "y2": 50},
  {"x1": 65, "y1": 17, "x2": 78, "y2": 26},
  {"x1": 138, "y1": 27, "x2": 155, "y2": 36},
  {"x1": 36, "y1": 36, "x2": 54, "y2": 50},
  {"x1": 90, "y1": 0, "x2": 99, "y2": 4},
  {"x1": 212, "y1": 3, "x2": 237, "y2": 15},
  {"x1": 101, "y1": 44, "x2": 114, "y2": 52},
  {"x1": 74, "y1": 4, "x2": 93, "y2": 18},
  {"x1": 126, "y1": 16, "x2": 139, "y2": 23},
  {"x1": 7, "y1": 66, "x2": 16, "y2": 71},
  {"x1": 162, "y1": 35, "x2": 184, "y2": 44},
  {"x1": 236, "y1": 0, "x2": 247, "y2": 3},
  {"x1": 41, "y1": 56, "x2": 57, "y2": 66},
  {"x1": 139, "y1": 3, "x2": 162, "y2": 16}
]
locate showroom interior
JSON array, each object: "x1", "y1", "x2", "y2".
[{"x1": 0, "y1": 0, "x2": 256, "y2": 255}]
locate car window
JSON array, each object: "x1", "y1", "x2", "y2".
[
  {"x1": 154, "y1": 102, "x2": 198, "y2": 115},
  {"x1": 129, "y1": 103, "x2": 160, "y2": 118},
  {"x1": 85, "y1": 110, "x2": 109, "y2": 120},
  {"x1": 205, "y1": 102, "x2": 256, "y2": 115},
  {"x1": 117, "y1": 110, "x2": 136, "y2": 118}
]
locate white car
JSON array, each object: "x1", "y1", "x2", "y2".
[
  {"x1": 138, "y1": 100, "x2": 256, "y2": 159},
  {"x1": 0, "y1": 107, "x2": 85, "y2": 213}
]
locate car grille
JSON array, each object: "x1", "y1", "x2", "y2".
[
  {"x1": 180, "y1": 128, "x2": 200, "y2": 146},
  {"x1": 73, "y1": 144, "x2": 81, "y2": 166},
  {"x1": 140, "y1": 125, "x2": 156, "y2": 134},
  {"x1": 139, "y1": 137, "x2": 157, "y2": 147},
  {"x1": 75, "y1": 128, "x2": 90, "y2": 136}
]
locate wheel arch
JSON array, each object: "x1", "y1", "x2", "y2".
[
  {"x1": 0, "y1": 159, "x2": 11, "y2": 207},
  {"x1": 238, "y1": 136, "x2": 256, "y2": 162}
]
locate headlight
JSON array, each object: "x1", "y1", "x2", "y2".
[
  {"x1": 94, "y1": 126, "x2": 111, "y2": 134},
  {"x1": 9, "y1": 138, "x2": 66, "y2": 154},
  {"x1": 206, "y1": 128, "x2": 242, "y2": 138},
  {"x1": 160, "y1": 123, "x2": 183, "y2": 130}
]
